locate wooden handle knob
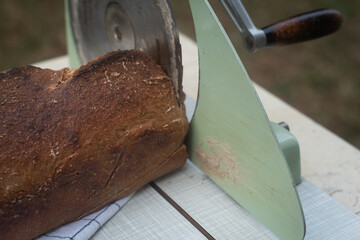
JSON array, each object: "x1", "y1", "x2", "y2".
[{"x1": 262, "y1": 9, "x2": 342, "y2": 46}]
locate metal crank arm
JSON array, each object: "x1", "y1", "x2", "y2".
[{"x1": 220, "y1": 0, "x2": 342, "y2": 52}]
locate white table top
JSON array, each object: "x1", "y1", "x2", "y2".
[{"x1": 34, "y1": 34, "x2": 360, "y2": 216}]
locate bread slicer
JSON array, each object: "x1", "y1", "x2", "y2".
[{"x1": 65, "y1": 1, "x2": 341, "y2": 239}]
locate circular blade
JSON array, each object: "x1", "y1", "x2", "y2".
[{"x1": 68, "y1": 0, "x2": 182, "y2": 100}]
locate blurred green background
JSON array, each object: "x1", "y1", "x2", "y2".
[{"x1": 0, "y1": 0, "x2": 359, "y2": 149}]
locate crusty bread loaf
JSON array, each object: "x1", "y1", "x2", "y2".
[{"x1": 0, "y1": 50, "x2": 188, "y2": 240}]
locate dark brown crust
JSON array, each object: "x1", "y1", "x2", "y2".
[{"x1": 0, "y1": 50, "x2": 188, "y2": 240}]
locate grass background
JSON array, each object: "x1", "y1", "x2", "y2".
[{"x1": 0, "y1": 0, "x2": 359, "y2": 149}]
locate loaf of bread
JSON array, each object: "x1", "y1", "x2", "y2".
[{"x1": 0, "y1": 50, "x2": 188, "y2": 240}]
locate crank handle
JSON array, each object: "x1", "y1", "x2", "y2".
[
  {"x1": 220, "y1": 0, "x2": 342, "y2": 52},
  {"x1": 261, "y1": 9, "x2": 342, "y2": 47}
]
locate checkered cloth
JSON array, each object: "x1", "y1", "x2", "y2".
[{"x1": 36, "y1": 193, "x2": 134, "y2": 240}]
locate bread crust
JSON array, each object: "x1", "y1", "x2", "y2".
[{"x1": 0, "y1": 50, "x2": 188, "y2": 240}]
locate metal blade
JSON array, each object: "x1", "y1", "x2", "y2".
[
  {"x1": 186, "y1": 0, "x2": 305, "y2": 239},
  {"x1": 67, "y1": 0, "x2": 183, "y2": 101}
]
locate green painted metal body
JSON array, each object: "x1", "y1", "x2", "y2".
[
  {"x1": 186, "y1": 0, "x2": 305, "y2": 239},
  {"x1": 271, "y1": 122, "x2": 302, "y2": 185},
  {"x1": 65, "y1": 0, "x2": 81, "y2": 69}
]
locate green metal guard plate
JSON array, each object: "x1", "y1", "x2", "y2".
[{"x1": 186, "y1": 0, "x2": 305, "y2": 239}]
